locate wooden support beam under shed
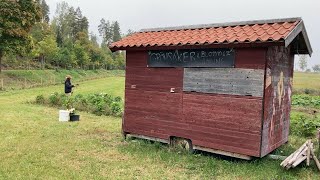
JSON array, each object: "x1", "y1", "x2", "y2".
[{"x1": 193, "y1": 146, "x2": 252, "y2": 160}]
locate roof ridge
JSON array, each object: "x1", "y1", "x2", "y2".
[{"x1": 139, "y1": 17, "x2": 301, "y2": 32}]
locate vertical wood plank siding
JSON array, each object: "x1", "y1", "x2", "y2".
[{"x1": 260, "y1": 46, "x2": 294, "y2": 157}]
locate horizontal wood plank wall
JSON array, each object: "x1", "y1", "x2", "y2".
[
  {"x1": 126, "y1": 51, "x2": 148, "y2": 67},
  {"x1": 235, "y1": 48, "x2": 267, "y2": 69},
  {"x1": 183, "y1": 68, "x2": 264, "y2": 97},
  {"x1": 260, "y1": 46, "x2": 293, "y2": 157},
  {"x1": 183, "y1": 93, "x2": 263, "y2": 157},
  {"x1": 124, "y1": 48, "x2": 267, "y2": 157},
  {"x1": 124, "y1": 89, "x2": 184, "y2": 140},
  {"x1": 124, "y1": 51, "x2": 184, "y2": 139},
  {"x1": 126, "y1": 67, "x2": 183, "y2": 93}
]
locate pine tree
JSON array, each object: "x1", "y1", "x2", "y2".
[
  {"x1": 98, "y1": 18, "x2": 113, "y2": 45},
  {"x1": 53, "y1": 2, "x2": 73, "y2": 46},
  {"x1": 39, "y1": 0, "x2": 50, "y2": 23},
  {"x1": 74, "y1": 7, "x2": 83, "y2": 35},
  {"x1": 126, "y1": 29, "x2": 135, "y2": 36},
  {"x1": 80, "y1": 16, "x2": 89, "y2": 33},
  {"x1": 112, "y1": 21, "x2": 121, "y2": 42}
]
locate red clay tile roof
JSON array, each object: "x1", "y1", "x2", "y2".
[{"x1": 110, "y1": 18, "x2": 312, "y2": 55}]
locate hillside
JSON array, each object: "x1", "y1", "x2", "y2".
[{"x1": 0, "y1": 69, "x2": 124, "y2": 91}]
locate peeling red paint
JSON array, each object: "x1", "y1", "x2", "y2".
[{"x1": 260, "y1": 46, "x2": 293, "y2": 157}]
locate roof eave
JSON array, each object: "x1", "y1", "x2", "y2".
[
  {"x1": 284, "y1": 20, "x2": 313, "y2": 56},
  {"x1": 109, "y1": 41, "x2": 285, "y2": 52},
  {"x1": 140, "y1": 17, "x2": 302, "y2": 32}
]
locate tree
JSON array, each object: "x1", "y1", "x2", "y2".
[
  {"x1": 126, "y1": 29, "x2": 135, "y2": 37},
  {"x1": 112, "y1": 21, "x2": 121, "y2": 43},
  {"x1": 114, "y1": 52, "x2": 125, "y2": 69},
  {"x1": 74, "y1": 41, "x2": 90, "y2": 68},
  {"x1": 73, "y1": 7, "x2": 83, "y2": 36},
  {"x1": 66, "y1": 7, "x2": 76, "y2": 40},
  {"x1": 57, "y1": 47, "x2": 76, "y2": 68},
  {"x1": 298, "y1": 55, "x2": 308, "y2": 72},
  {"x1": 79, "y1": 16, "x2": 89, "y2": 33},
  {"x1": 90, "y1": 33, "x2": 99, "y2": 47},
  {"x1": 0, "y1": 0, "x2": 41, "y2": 73},
  {"x1": 98, "y1": 18, "x2": 113, "y2": 45},
  {"x1": 52, "y1": 4, "x2": 89, "y2": 47},
  {"x1": 36, "y1": 0, "x2": 50, "y2": 23},
  {"x1": 52, "y1": 2, "x2": 74, "y2": 46},
  {"x1": 36, "y1": 35, "x2": 59, "y2": 68},
  {"x1": 74, "y1": 7, "x2": 88, "y2": 35},
  {"x1": 312, "y1": 65, "x2": 320, "y2": 72},
  {"x1": 30, "y1": 22, "x2": 52, "y2": 43}
]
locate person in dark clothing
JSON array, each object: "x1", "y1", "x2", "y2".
[{"x1": 64, "y1": 75, "x2": 75, "y2": 95}]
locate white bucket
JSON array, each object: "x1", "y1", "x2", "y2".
[{"x1": 59, "y1": 110, "x2": 70, "y2": 122}]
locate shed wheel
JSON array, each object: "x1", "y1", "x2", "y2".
[{"x1": 171, "y1": 138, "x2": 194, "y2": 153}]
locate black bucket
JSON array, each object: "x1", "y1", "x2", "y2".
[{"x1": 70, "y1": 114, "x2": 80, "y2": 121}]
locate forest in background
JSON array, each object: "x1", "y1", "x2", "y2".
[
  {"x1": 1, "y1": 0, "x2": 319, "y2": 72},
  {"x1": 1, "y1": 0, "x2": 128, "y2": 71}
]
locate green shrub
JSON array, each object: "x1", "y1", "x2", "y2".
[
  {"x1": 103, "y1": 105, "x2": 112, "y2": 116},
  {"x1": 63, "y1": 97, "x2": 74, "y2": 109},
  {"x1": 73, "y1": 101, "x2": 87, "y2": 112},
  {"x1": 292, "y1": 94, "x2": 320, "y2": 108},
  {"x1": 103, "y1": 94, "x2": 114, "y2": 105},
  {"x1": 304, "y1": 88, "x2": 315, "y2": 95},
  {"x1": 35, "y1": 95, "x2": 45, "y2": 104},
  {"x1": 48, "y1": 92, "x2": 60, "y2": 106},
  {"x1": 34, "y1": 92, "x2": 123, "y2": 118},
  {"x1": 293, "y1": 88, "x2": 320, "y2": 96},
  {"x1": 291, "y1": 114, "x2": 320, "y2": 137},
  {"x1": 114, "y1": 96, "x2": 122, "y2": 102},
  {"x1": 111, "y1": 102, "x2": 122, "y2": 117}
]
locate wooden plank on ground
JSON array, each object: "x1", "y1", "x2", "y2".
[
  {"x1": 307, "y1": 140, "x2": 311, "y2": 166},
  {"x1": 287, "y1": 142, "x2": 308, "y2": 165},
  {"x1": 292, "y1": 154, "x2": 307, "y2": 168},
  {"x1": 311, "y1": 150, "x2": 320, "y2": 171},
  {"x1": 281, "y1": 152, "x2": 295, "y2": 167}
]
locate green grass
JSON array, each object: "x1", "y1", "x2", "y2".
[
  {"x1": 293, "y1": 72, "x2": 320, "y2": 93},
  {"x1": 0, "y1": 76, "x2": 319, "y2": 179},
  {"x1": 0, "y1": 69, "x2": 124, "y2": 91}
]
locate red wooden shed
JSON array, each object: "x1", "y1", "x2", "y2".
[{"x1": 110, "y1": 18, "x2": 312, "y2": 159}]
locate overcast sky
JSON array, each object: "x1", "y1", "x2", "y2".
[{"x1": 47, "y1": 0, "x2": 319, "y2": 68}]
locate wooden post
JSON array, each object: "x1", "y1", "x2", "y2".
[
  {"x1": 311, "y1": 150, "x2": 320, "y2": 171},
  {"x1": 24, "y1": 78, "x2": 27, "y2": 88}
]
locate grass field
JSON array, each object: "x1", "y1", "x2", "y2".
[
  {"x1": 293, "y1": 72, "x2": 320, "y2": 92},
  {"x1": 0, "y1": 73, "x2": 319, "y2": 179}
]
